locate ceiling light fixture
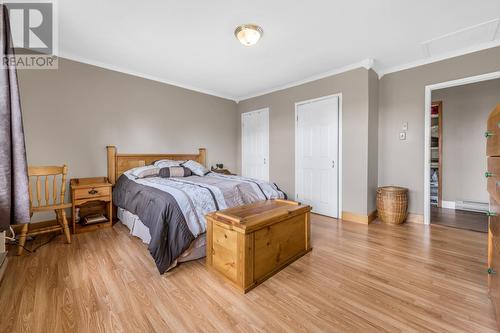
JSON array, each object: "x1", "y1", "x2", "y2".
[{"x1": 234, "y1": 24, "x2": 263, "y2": 46}]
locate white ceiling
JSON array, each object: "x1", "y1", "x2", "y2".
[{"x1": 59, "y1": 0, "x2": 500, "y2": 101}]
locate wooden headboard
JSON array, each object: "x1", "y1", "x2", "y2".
[{"x1": 106, "y1": 145, "x2": 206, "y2": 185}]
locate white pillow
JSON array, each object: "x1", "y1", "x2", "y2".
[
  {"x1": 154, "y1": 159, "x2": 183, "y2": 168},
  {"x1": 182, "y1": 160, "x2": 209, "y2": 176},
  {"x1": 128, "y1": 165, "x2": 160, "y2": 179}
]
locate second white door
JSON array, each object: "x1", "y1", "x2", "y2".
[
  {"x1": 242, "y1": 108, "x2": 269, "y2": 181},
  {"x1": 296, "y1": 96, "x2": 339, "y2": 217}
]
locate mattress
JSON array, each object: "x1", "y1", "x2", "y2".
[{"x1": 117, "y1": 207, "x2": 206, "y2": 269}]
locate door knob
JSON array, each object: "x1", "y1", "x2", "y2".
[{"x1": 331, "y1": 160, "x2": 335, "y2": 168}]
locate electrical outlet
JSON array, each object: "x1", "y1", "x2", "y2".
[
  {"x1": 399, "y1": 132, "x2": 407, "y2": 140},
  {"x1": 402, "y1": 122, "x2": 408, "y2": 131}
]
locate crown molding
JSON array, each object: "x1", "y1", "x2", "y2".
[
  {"x1": 236, "y1": 58, "x2": 376, "y2": 102},
  {"x1": 378, "y1": 38, "x2": 500, "y2": 78},
  {"x1": 360, "y1": 58, "x2": 375, "y2": 70},
  {"x1": 55, "y1": 53, "x2": 379, "y2": 103},
  {"x1": 58, "y1": 36, "x2": 500, "y2": 103},
  {"x1": 56, "y1": 51, "x2": 237, "y2": 101}
]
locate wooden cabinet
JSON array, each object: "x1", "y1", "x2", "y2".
[
  {"x1": 206, "y1": 200, "x2": 311, "y2": 293},
  {"x1": 487, "y1": 157, "x2": 500, "y2": 204},
  {"x1": 486, "y1": 103, "x2": 500, "y2": 331},
  {"x1": 70, "y1": 177, "x2": 113, "y2": 234},
  {"x1": 487, "y1": 105, "x2": 500, "y2": 157}
]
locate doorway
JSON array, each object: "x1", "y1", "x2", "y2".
[
  {"x1": 295, "y1": 95, "x2": 340, "y2": 218},
  {"x1": 426, "y1": 78, "x2": 500, "y2": 232},
  {"x1": 241, "y1": 108, "x2": 269, "y2": 181},
  {"x1": 424, "y1": 70, "x2": 500, "y2": 225}
]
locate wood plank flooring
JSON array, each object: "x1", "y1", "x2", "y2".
[
  {"x1": 431, "y1": 206, "x2": 488, "y2": 233},
  {"x1": 0, "y1": 215, "x2": 496, "y2": 333}
]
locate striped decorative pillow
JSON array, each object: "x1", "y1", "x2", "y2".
[{"x1": 159, "y1": 166, "x2": 192, "y2": 178}]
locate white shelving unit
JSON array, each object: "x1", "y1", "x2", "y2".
[{"x1": 430, "y1": 102, "x2": 442, "y2": 207}]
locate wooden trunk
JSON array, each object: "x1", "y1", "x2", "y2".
[
  {"x1": 486, "y1": 103, "x2": 500, "y2": 331},
  {"x1": 206, "y1": 200, "x2": 311, "y2": 293}
]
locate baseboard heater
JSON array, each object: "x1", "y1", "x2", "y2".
[{"x1": 455, "y1": 201, "x2": 488, "y2": 213}]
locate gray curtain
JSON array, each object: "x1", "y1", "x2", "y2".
[{"x1": 0, "y1": 5, "x2": 30, "y2": 231}]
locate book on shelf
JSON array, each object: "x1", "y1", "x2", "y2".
[{"x1": 81, "y1": 214, "x2": 108, "y2": 225}]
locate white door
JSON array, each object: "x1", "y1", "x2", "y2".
[
  {"x1": 296, "y1": 96, "x2": 339, "y2": 217},
  {"x1": 242, "y1": 108, "x2": 269, "y2": 181}
]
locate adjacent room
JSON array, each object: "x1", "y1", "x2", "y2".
[
  {"x1": 1, "y1": 1, "x2": 500, "y2": 332},
  {"x1": 429, "y1": 79, "x2": 500, "y2": 233}
]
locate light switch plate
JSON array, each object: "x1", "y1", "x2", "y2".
[
  {"x1": 399, "y1": 132, "x2": 407, "y2": 140},
  {"x1": 402, "y1": 122, "x2": 408, "y2": 131}
]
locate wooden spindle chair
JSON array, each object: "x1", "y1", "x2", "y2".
[{"x1": 15, "y1": 165, "x2": 72, "y2": 255}]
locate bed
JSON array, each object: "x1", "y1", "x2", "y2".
[{"x1": 106, "y1": 146, "x2": 286, "y2": 273}]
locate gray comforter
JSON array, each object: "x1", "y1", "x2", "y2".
[
  {"x1": 113, "y1": 172, "x2": 286, "y2": 273},
  {"x1": 113, "y1": 176, "x2": 194, "y2": 273}
]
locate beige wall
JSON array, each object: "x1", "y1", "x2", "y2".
[
  {"x1": 19, "y1": 57, "x2": 238, "y2": 194},
  {"x1": 237, "y1": 68, "x2": 376, "y2": 215},
  {"x1": 21, "y1": 45, "x2": 500, "y2": 219},
  {"x1": 379, "y1": 46, "x2": 500, "y2": 214},
  {"x1": 432, "y1": 79, "x2": 500, "y2": 204}
]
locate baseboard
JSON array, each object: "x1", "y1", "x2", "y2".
[
  {"x1": 441, "y1": 201, "x2": 456, "y2": 210},
  {"x1": 342, "y1": 210, "x2": 377, "y2": 224},
  {"x1": 406, "y1": 213, "x2": 424, "y2": 224},
  {"x1": 343, "y1": 210, "x2": 424, "y2": 225}
]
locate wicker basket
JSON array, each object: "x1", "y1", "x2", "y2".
[{"x1": 376, "y1": 186, "x2": 408, "y2": 225}]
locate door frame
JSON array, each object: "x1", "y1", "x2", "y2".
[
  {"x1": 424, "y1": 70, "x2": 500, "y2": 225},
  {"x1": 241, "y1": 107, "x2": 270, "y2": 181},
  {"x1": 294, "y1": 93, "x2": 343, "y2": 218}
]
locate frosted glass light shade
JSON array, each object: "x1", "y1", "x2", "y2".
[{"x1": 235, "y1": 24, "x2": 263, "y2": 46}]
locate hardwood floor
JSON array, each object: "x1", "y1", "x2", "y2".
[
  {"x1": 0, "y1": 215, "x2": 496, "y2": 332},
  {"x1": 432, "y1": 206, "x2": 488, "y2": 233}
]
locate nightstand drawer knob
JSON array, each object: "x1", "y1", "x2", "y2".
[{"x1": 88, "y1": 189, "x2": 98, "y2": 195}]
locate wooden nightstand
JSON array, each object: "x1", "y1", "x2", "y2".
[
  {"x1": 70, "y1": 177, "x2": 113, "y2": 234},
  {"x1": 210, "y1": 167, "x2": 236, "y2": 175}
]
